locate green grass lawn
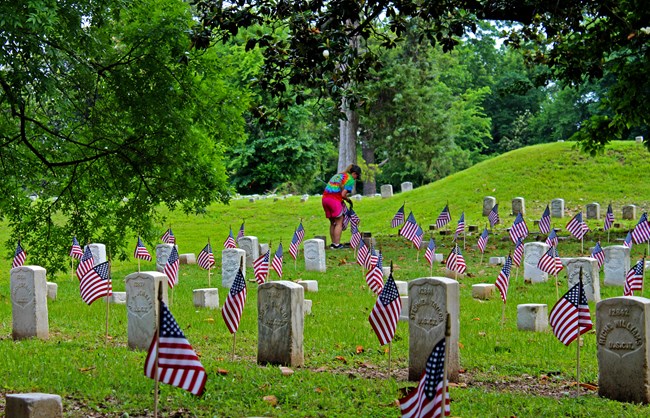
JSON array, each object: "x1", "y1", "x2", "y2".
[{"x1": 1, "y1": 141, "x2": 650, "y2": 417}]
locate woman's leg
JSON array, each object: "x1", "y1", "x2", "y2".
[{"x1": 331, "y1": 215, "x2": 344, "y2": 246}]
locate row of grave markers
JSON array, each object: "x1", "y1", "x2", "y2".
[{"x1": 10, "y1": 262, "x2": 650, "y2": 405}]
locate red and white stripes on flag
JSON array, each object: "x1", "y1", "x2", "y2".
[
  {"x1": 566, "y1": 212, "x2": 589, "y2": 240},
  {"x1": 289, "y1": 223, "x2": 305, "y2": 260},
  {"x1": 495, "y1": 256, "x2": 512, "y2": 304},
  {"x1": 70, "y1": 236, "x2": 84, "y2": 259},
  {"x1": 400, "y1": 212, "x2": 419, "y2": 241},
  {"x1": 134, "y1": 237, "x2": 153, "y2": 262},
  {"x1": 399, "y1": 338, "x2": 450, "y2": 418},
  {"x1": 512, "y1": 237, "x2": 524, "y2": 267},
  {"x1": 488, "y1": 204, "x2": 500, "y2": 228},
  {"x1": 365, "y1": 252, "x2": 384, "y2": 295},
  {"x1": 12, "y1": 241, "x2": 26, "y2": 269},
  {"x1": 424, "y1": 238, "x2": 436, "y2": 267},
  {"x1": 79, "y1": 261, "x2": 112, "y2": 305},
  {"x1": 223, "y1": 228, "x2": 237, "y2": 249},
  {"x1": 537, "y1": 246, "x2": 563, "y2": 276},
  {"x1": 350, "y1": 223, "x2": 362, "y2": 249},
  {"x1": 253, "y1": 250, "x2": 270, "y2": 284},
  {"x1": 632, "y1": 212, "x2": 650, "y2": 244},
  {"x1": 222, "y1": 267, "x2": 247, "y2": 334},
  {"x1": 271, "y1": 243, "x2": 283, "y2": 278},
  {"x1": 604, "y1": 204, "x2": 614, "y2": 231},
  {"x1": 368, "y1": 274, "x2": 402, "y2": 345},
  {"x1": 591, "y1": 241, "x2": 604, "y2": 270},
  {"x1": 477, "y1": 228, "x2": 489, "y2": 254},
  {"x1": 144, "y1": 301, "x2": 207, "y2": 396},
  {"x1": 549, "y1": 281, "x2": 593, "y2": 346},
  {"x1": 445, "y1": 245, "x2": 467, "y2": 274},
  {"x1": 453, "y1": 212, "x2": 465, "y2": 241},
  {"x1": 508, "y1": 213, "x2": 529, "y2": 243},
  {"x1": 391, "y1": 204, "x2": 406, "y2": 228},
  {"x1": 197, "y1": 242, "x2": 215, "y2": 270},
  {"x1": 538, "y1": 205, "x2": 551, "y2": 234},
  {"x1": 357, "y1": 239, "x2": 370, "y2": 267},
  {"x1": 76, "y1": 246, "x2": 95, "y2": 281},
  {"x1": 164, "y1": 246, "x2": 180, "y2": 289},
  {"x1": 624, "y1": 259, "x2": 644, "y2": 296},
  {"x1": 161, "y1": 228, "x2": 175, "y2": 244},
  {"x1": 435, "y1": 205, "x2": 451, "y2": 229}
]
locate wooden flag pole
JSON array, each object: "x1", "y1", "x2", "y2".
[
  {"x1": 154, "y1": 283, "x2": 163, "y2": 418},
  {"x1": 105, "y1": 251, "x2": 112, "y2": 343},
  {"x1": 138, "y1": 258, "x2": 141, "y2": 273},
  {"x1": 208, "y1": 268, "x2": 212, "y2": 287},
  {"x1": 388, "y1": 341, "x2": 392, "y2": 375},
  {"x1": 501, "y1": 302, "x2": 506, "y2": 326},
  {"x1": 607, "y1": 228, "x2": 610, "y2": 243},
  {"x1": 440, "y1": 313, "x2": 451, "y2": 418},
  {"x1": 70, "y1": 258, "x2": 74, "y2": 281},
  {"x1": 576, "y1": 267, "x2": 583, "y2": 395},
  {"x1": 480, "y1": 251, "x2": 484, "y2": 266},
  {"x1": 581, "y1": 237, "x2": 584, "y2": 255},
  {"x1": 554, "y1": 273, "x2": 559, "y2": 300},
  {"x1": 642, "y1": 253, "x2": 647, "y2": 297},
  {"x1": 232, "y1": 332, "x2": 237, "y2": 362}
]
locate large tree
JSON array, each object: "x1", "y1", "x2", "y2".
[
  {"x1": 193, "y1": 0, "x2": 649, "y2": 156},
  {"x1": 0, "y1": 0, "x2": 249, "y2": 271}
]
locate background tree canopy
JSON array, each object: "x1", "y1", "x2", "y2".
[{"x1": 1, "y1": 0, "x2": 648, "y2": 272}]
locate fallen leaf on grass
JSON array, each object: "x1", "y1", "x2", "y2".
[
  {"x1": 579, "y1": 383, "x2": 598, "y2": 391},
  {"x1": 204, "y1": 318, "x2": 214, "y2": 323},
  {"x1": 217, "y1": 369, "x2": 229, "y2": 375},
  {"x1": 262, "y1": 395, "x2": 278, "y2": 406},
  {"x1": 472, "y1": 317, "x2": 481, "y2": 321},
  {"x1": 314, "y1": 387, "x2": 323, "y2": 393},
  {"x1": 335, "y1": 356, "x2": 347, "y2": 363},
  {"x1": 79, "y1": 367, "x2": 95, "y2": 372},
  {"x1": 356, "y1": 345, "x2": 364, "y2": 354},
  {"x1": 279, "y1": 366, "x2": 294, "y2": 376}
]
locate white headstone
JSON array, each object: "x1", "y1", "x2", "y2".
[
  {"x1": 11, "y1": 266, "x2": 48, "y2": 340},
  {"x1": 565, "y1": 257, "x2": 601, "y2": 302},
  {"x1": 512, "y1": 197, "x2": 525, "y2": 216},
  {"x1": 482, "y1": 196, "x2": 496, "y2": 216},
  {"x1": 622, "y1": 205, "x2": 637, "y2": 220},
  {"x1": 472, "y1": 284, "x2": 495, "y2": 300},
  {"x1": 179, "y1": 253, "x2": 196, "y2": 264},
  {"x1": 550, "y1": 198, "x2": 565, "y2": 218},
  {"x1": 304, "y1": 239, "x2": 326, "y2": 272},
  {"x1": 222, "y1": 248, "x2": 246, "y2": 288},
  {"x1": 517, "y1": 304, "x2": 548, "y2": 331},
  {"x1": 238, "y1": 236, "x2": 259, "y2": 268},
  {"x1": 401, "y1": 182, "x2": 413, "y2": 193},
  {"x1": 523, "y1": 242, "x2": 550, "y2": 283},
  {"x1": 399, "y1": 296, "x2": 410, "y2": 321},
  {"x1": 586, "y1": 202, "x2": 601, "y2": 220},
  {"x1": 125, "y1": 271, "x2": 168, "y2": 350},
  {"x1": 597, "y1": 297, "x2": 650, "y2": 403},
  {"x1": 155, "y1": 244, "x2": 175, "y2": 272},
  {"x1": 87, "y1": 243, "x2": 107, "y2": 265},
  {"x1": 303, "y1": 299, "x2": 312, "y2": 316},
  {"x1": 297, "y1": 280, "x2": 319, "y2": 292},
  {"x1": 46, "y1": 282, "x2": 57, "y2": 301},
  {"x1": 395, "y1": 281, "x2": 408, "y2": 296},
  {"x1": 6, "y1": 393, "x2": 63, "y2": 418},
  {"x1": 257, "y1": 281, "x2": 304, "y2": 367},
  {"x1": 380, "y1": 184, "x2": 393, "y2": 198},
  {"x1": 193, "y1": 288, "x2": 219, "y2": 309},
  {"x1": 603, "y1": 245, "x2": 631, "y2": 286},
  {"x1": 408, "y1": 277, "x2": 460, "y2": 382}
]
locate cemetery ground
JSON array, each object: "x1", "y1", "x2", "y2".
[{"x1": 2, "y1": 141, "x2": 650, "y2": 416}]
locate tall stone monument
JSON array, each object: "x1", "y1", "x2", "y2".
[
  {"x1": 155, "y1": 243, "x2": 174, "y2": 273},
  {"x1": 603, "y1": 245, "x2": 630, "y2": 286},
  {"x1": 222, "y1": 248, "x2": 246, "y2": 289},
  {"x1": 87, "y1": 243, "x2": 107, "y2": 265},
  {"x1": 11, "y1": 266, "x2": 49, "y2": 340},
  {"x1": 523, "y1": 242, "x2": 550, "y2": 283},
  {"x1": 565, "y1": 258, "x2": 601, "y2": 302},
  {"x1": 125, "y1": 271, "x2": 168, "y2": 350},
  {"x1": 304, "y1": 239, "x2": 326, "y2": 272}
]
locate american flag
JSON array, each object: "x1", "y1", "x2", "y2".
[
  {"x1": 76, "y1": 246, "x2": 95, "y2": 281},
  {"x1": 413, "y1": 226, "x2": 424, "y2": 250},
  {"x1": 623, "y1": 231, "x2": 633, "y2": 249},
  {"x1": 591, "y1": 241, "x2": 604, "y2": 270},
  {"x1": 343, "y1": 207, "x2": 361, "y2": 231},
  {"x1": 453, "y1": 212, "x2": 465, "y2": 241},
  {"x1": 253, "y1": 250, "x2": 270, "y2": 284},
  {"x1": 424, "y1": 238, "x2": 436, "y2": 267},
  {"x1": 512, "y1": 237, "x2": 524, "y2": 267},
  {"x1": 445, "y1": 245, "x2": 467, "y2": 274},
  {"x1": 549, "y1": 281, "x2": 593, "y2": 346},
  {"x1": 350, "y1": 223, "x2": 362, "y2": 249},
  {"x1": 271, "y1": 243, "x2": 283, "y2": 278},
  {"x1": 400, "y1": 212, "x2": 419, "y2": 241},
  {"x1": 508, "y1": 213, "x2": 529, "y2": 243},
  {"x1": 538, "y1": 205, "x2": 551, "y2": 234},
  {"x1": 12, "y1": 241, "x2": 26, "y2": 268},
  {"x1": 134, "y1": 237, "x2": 152, "y2": 262},
  {"x1": 222, "y1": 266, "x2": 247, "y2": 334},
  {"x1": 604, "y1": 204, "x2": 614, "y2": 231},
  {"x1": 197, "y1": 242, "x2": 214, "y2": 270},
  {"x1": 399, "y1": 338, "x2": 450, "y2": 418},
  {"x1": 545, "y1": 229, "x2": 559, "y2": 247},
  {"x1": 79, "y1": 261, "x2": 112, "y2": 305},
  {"x1": 164, "y1": 246, "x2": 180, "y2": 289},
  {"x1": 69, "y1": 236, "x2": 84, "y2": 259},
  {"x1": 391, "y1": 204, "x2": 406, "y2": 228},
  {"x1": 495, "y1": 255, "x2": 512, "y2": 304},
  {"x1": 223, "y1": 228, "x2": 237, "y2": 249},
  {"x1": 488, "y1": 204, "x2": 500, "y2": 228},
  {"x1": 365, "y1": 251, "x2": 384, "y2": 294},
  {"x1": 357, "y1": 239, "x2": 370, "y2": 267},
  {"x1": 632, "y1": 212, "x2": 650, "y2": 244},
  {"x1": 368, "y1": 273, "x2": 402, "y2": 345},
  {"x1": 236, "y1": 222, "x2": 245, "y2": 241},
  {"x1": 537, "y1": 246, "x2": 563, "y2": 276},
  {"x1": 161, "y1": 228, "x2": 175, "y2": 244},
  {"x1": 566, "y1": 212, "x2": 589, "y2": 240},
  {"x1": 477, "y1": 228, "x2": 489, "y2": 254},
  {"x1": 144, "y1": 301, "x2": 207, "y2": 396},
  {"x1": 368, "y1": 246, "x2": 379, "y2": 269},
  {"x1": 624, "y1": 259, "x2": 644, "y2": 296},
  {"x1": 435, "y1": 205, "x2": 451, "y2": 229},
  {"x1": 289, "y1": 223, "x2": 305, "y2": 260}
]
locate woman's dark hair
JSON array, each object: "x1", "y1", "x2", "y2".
[{"x1": 347, "y1": 164, "x2": 362, "y2": 180}]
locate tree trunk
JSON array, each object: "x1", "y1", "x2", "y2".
[
  {"x1": 338, "y1": 98, "x2": 358, "y2": 172},
  {"x1": 361, "y1": 140, "x2": 376, "y2": 196}
]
